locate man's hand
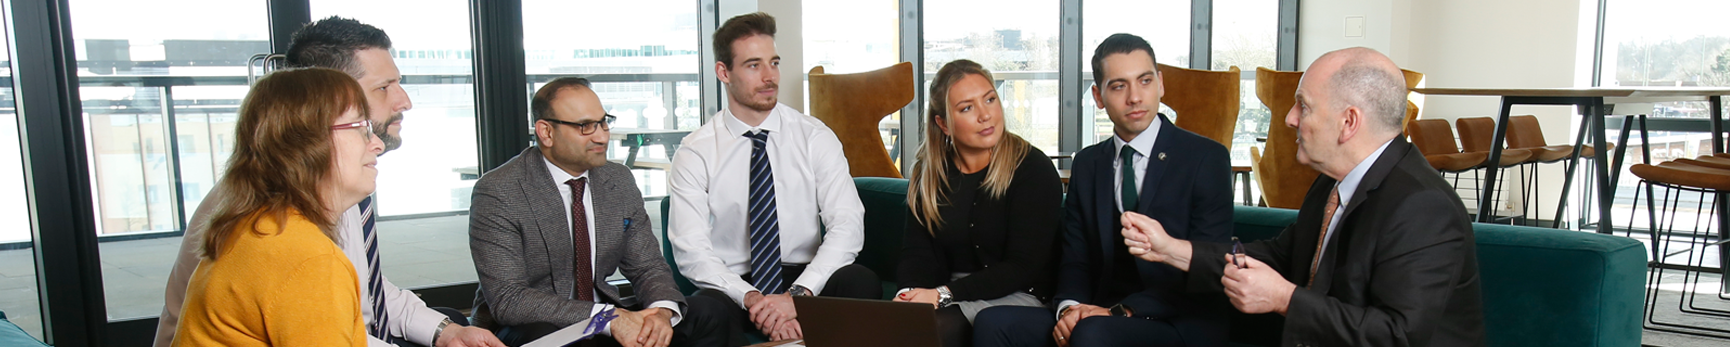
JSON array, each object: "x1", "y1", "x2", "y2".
[
  {"x1": 747, "y1": 293, "x2": 797, "y2": 335},
  {"x1": 434, "y1": 325, "x2": 507, "y2": 347},
  {"x1": 893, "y1": 288, "x2": 941, "y2": 308},
  {"x1": 1051, "y1": 304, "x2": 1109, "y2": 347},
  {"x1": 1121, "y1": 212, "x2": 1193, "y2": 271},
  {"x1": 1222, "y1": 254, "x2": 1295, "y2": 315},
  {"x1": 609, "y1": 308, "x2": 675, "y2": 347},
  {"x1": 767, "y1": 319, "x2": 803, "y2": 341}
]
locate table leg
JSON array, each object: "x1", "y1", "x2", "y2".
[
  {"x1": 1607, "y1": 116, "x2": 1636, "y2": 189},
  {"x1": 1713, "y1": 95, "x2": 1728, "y2": 293},
  {"x1": 625, "y1": 143, "x2": 642, "y2": 168},
  {"x1": 1592, "y1": 100, "x2": 1615, "y2": 235},
  {"x1": 1552, "y1": 110, "x2": 1594, "y2": 229},
  {"x1": 1478, "y1": 99, "x2": 1515, "y2": 222}
]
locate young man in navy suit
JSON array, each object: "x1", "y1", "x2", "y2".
[{"x1": 972, "y1": 33, "x2": 1234, "y2": 347}]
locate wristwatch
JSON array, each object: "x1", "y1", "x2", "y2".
[
  {"x1": 1109, "y1": 304, "x2": 1134, "y2": 317},
  {"x1": 431, "y1": 317, "x2": 453, "y2": 345},
  {"x1": 788, "y1": 285, "x2": 814, "y2": 296},
  {"x1": 935, "y1": 286, "x2": 954, "y2": 307}
]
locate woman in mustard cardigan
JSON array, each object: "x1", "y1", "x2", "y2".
[{"x1": 173, "y1": 67, "x2": 384, "y2": 346}]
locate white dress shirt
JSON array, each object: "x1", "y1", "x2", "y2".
[
  {"x1": 1057, "y1": 119, "x2": 1160, "y2": 318},
  {"x1": 156, "y1": 186, "x2": 445, "y2": 347},
  {"x1": 1315, "y1": 138, "x2": 1394, "y2": 267},
  {"x1": 543, "y1": 158, "x2": 682, "y2": 330},
  {"x1": 667, "y1": 103, "x2": 866, "y2": 306}
]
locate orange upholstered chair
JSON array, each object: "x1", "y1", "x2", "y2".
[
  {"x1": 1249, "y1": 67, "x2": 1319, "y2": 209},
  {"x1": 808, "y1": 62, "x2": 916, "y2": 178},
  {"x1": 1157, "y1": 64, "x2": 1241, "y2": 149}
]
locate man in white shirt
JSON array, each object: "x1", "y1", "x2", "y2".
[
  {"x1": 468, "y1": 77, "x2": 728, "y2": 347},
  {"x1": 668, "y1": 12, "x2": 881, "y2": 344},
  {"x1": 154, "y1": 16, "x2": 505, "y2": 347}
]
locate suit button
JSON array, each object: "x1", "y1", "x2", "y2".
[{"x1": 969, "y1": 223, "x2": 975, "y2": 227}]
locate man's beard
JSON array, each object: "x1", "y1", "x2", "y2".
[
  {"x1": 737, "y1": 82, "x2": 779, "y2": 112},
  {"x1": 375, "y1": 112, "x2": 404, "y2": 155}
]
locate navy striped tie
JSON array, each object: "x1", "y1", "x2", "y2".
[
  {"x1": 360, "y1": 197, "x2": 391, "y2": 340},
  {"x1": 745, "y1": 130, "x2": 786, "y2": 295}
]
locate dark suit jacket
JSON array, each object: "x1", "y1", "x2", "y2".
[
  {"x1": 468, "y1": 146, "x2": 684, "y2": 328},
  {"x1": 1057, "y1": 115, "x2": 1234, "y2": 344},
  {"x1": 897, "y1": 145, "x2": 1063, "y2": 300},
  {"x1": 1189, "y1": 137, "x2": 1486, "y2": 347}
]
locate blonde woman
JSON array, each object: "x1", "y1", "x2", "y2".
[
  {"x1": 893, "y1": 59, "x2": 1063, "y2": 347},
  {"x1": 173, "y1": 68, "x2": 381, "y2": 346}
]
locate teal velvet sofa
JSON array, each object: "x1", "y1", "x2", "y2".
[
  {"x1": 0, "y1": 311, "x2": 49, "y2": 347},
  {"x1": 658, "y1": 177, "x2": 1647, "y2": 347}
]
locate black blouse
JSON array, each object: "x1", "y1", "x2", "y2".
[{"x1": 896, "y1": 145, "x2": 1063, "y2": 301}]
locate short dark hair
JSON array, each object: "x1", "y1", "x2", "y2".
[
  {"x1": 531, "y1": 77, "x2": 594, "y2": 121},
  {"x1": 285, "y1": 16, "x2": 393, "y2": 77},
  {"x1": 1090, "y1": 33, "x2": 1157, "y2": 85},
  {"x1": 713, "y1": 12, "x2": 776, "y2": 68}
]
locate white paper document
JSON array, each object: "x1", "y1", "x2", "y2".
[{"x1": 522, "y1": 304, "x2": 617, "y2": 347}]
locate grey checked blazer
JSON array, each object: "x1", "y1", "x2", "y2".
[{"x1": 469, "y1": 146, "x2": 684, "y2": 328}]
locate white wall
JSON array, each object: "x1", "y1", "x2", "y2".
[
  {"x1": 1300, "y1": 0, "x2": 1595, "y2": 219},
  {"x1": 718, "y1": 0, "x2": 805, "y2": 113}
]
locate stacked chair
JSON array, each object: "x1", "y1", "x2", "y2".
[{"x1": 1629, "y1": 141, "x2": 1730, "y2": 338}]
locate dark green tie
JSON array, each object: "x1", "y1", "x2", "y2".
[{"x1": 1120, "y1": 145, "x2": 1139, "y2": 212}]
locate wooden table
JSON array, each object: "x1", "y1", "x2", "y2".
[
  {"x1": 1410, "y1": 87, "x2": 1730, "y2": 235},
  {"x1": 610, "y1": 127, "x2": 691, "y2": 169}
]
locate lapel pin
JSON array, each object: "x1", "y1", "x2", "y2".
[{"x1": 1158, "y1": 152, "x2": 1167, "y2": 161}]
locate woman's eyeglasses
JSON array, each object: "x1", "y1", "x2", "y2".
[
  {"x1": 331, "y1": 119, "x2": 374, "y2": 137},
  {"x1": 541, "y1": 115, "x2": 617, "y2": 135}
]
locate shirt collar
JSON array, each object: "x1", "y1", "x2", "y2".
[
  {"x1": 542, "y1": 153, "x2": 589, "y2": 185},
  {"x1": 1112, "y1": 115, "x2": 1161, "y2": 157},
  {"x1": 721, "y1": 104, "x2": 783, "y2": 137},
  {"x1": 1336, "y1": 138, "x2": 1395, "y2": 206}
]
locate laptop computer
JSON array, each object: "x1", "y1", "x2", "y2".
[{"x1": 793, "y1": 296, "x2": 941, "y2": 347}]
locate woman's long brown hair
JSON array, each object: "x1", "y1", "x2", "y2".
[{"x1": 199, "y1": 67, "x2": 370, "y2": 260}]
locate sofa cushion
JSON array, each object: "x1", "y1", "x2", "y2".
[
  {"x1": 1473, "y1": 223, "x2": 1645, "y2": 347},
  {"x1": 0, "y1": 311, "x2": 49, "y2": 347}
]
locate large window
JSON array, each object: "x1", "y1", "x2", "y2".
[
  {"x1": 1596, "y1": 0, "x2": 1729, "y2": 229},
  {"x1": 0, "y1": 8, "x2": 44, "y2": 340},
  {"x1": 68, "y1": 0, "x2": 268, "y2": 321},
  {"x1": 1213, "y1": 0, "x2": 1278, "y2": 162},
  {"x1": 925, "y1": 0, "x2": 1063, "y2": 153},
  {"x1": 1081, "y1": 0, "x2": 1190, "y2": 144},
  {"x1": 803, "y1": 1, "x2": 901, "y2": 166},
  {"x1": 523, "y1": 0, "x2": 700, "y2": 199},
  {"x1": 312, "y1": 0, "x2": 482, "y2": 289}
]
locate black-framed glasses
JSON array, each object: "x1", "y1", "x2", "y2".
[
  {"x1": 542, "y1": 114, "x2": 616, "y2": 135},
  {"x1": 331, "y1": 119, "x2": 374, "y2": 138},
  {"x1": 1230, "y1": 236, "x2": 1246, "y2": 269}
]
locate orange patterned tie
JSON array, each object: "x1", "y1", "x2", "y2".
[{"x1": 1308, "y1": 186, "x2": 1341, "y2": 288}]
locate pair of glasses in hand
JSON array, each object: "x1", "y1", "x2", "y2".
[{"x1": 1230, "y1": 237, "x2": 1246, "y2": 269}]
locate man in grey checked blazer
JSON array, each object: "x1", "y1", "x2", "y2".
[{"x1": 469, "y1": 77, "x2": 729, "y2": 347}]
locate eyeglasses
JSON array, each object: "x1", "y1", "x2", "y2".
[
  {"x1": 542, "y1": 114, "x2": 616, "y2": 135},
  {"x1": 1230, "y1": 236, "x2": 1246, "y2": 269},
  {"x1": 331, "y1": 119, "x2": 374, "y2": 137}
]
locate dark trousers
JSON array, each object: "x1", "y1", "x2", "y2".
[
  {"x1": 973, "y1": 305, "x2": 1209, "y2": 347},
  {"x1": 393, "y1": 307, "x2": 472, "y2": 347},
  {"x1": 695, "y1": 263, "x2": 882, "y2": 346},
  {"x1": 934, "y1": 306, "x2": 970, "y2": 347},
  {"x1": 492, "y1": 294, "x2": 732, "y2": 347}
]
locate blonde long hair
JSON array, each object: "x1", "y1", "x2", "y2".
[{"x1": 908, "y1": 60, "x2": 1031, "y2": 234}]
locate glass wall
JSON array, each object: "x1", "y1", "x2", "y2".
[
  {"x1": 925, "y1": 0, "x2": 1063, "y2": 153},
  {"x1": 523, "y1": 0, "x2": 701, "y2": 198},
  {"x1": 1213, "y1": 0, "x2": 1278, "y2": 162},
  {"x1": 1081, "y1": 0, "x2": 1190, "y2": 144},
  {"x1": 311, "y1": 0, "x2": 481, "y2": 288},
  {"x1": 0, "y1": 5, "x2": 45, "y2": 340},
  {"x1": 1596, "y1": 0, "x2": 1730, "y2": 229},
  {"x1": 803, "y1": 1, "x2": 902, "y2": 167},
  {"x1": 67, "y1": 0, "x2": 268, "y2": 321}
]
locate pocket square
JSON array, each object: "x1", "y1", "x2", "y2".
[{"x1": 622, "y1": 218, "x2": 633, "y2": 230}]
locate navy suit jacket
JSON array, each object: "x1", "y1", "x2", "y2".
[{"x1": 1057, "y1": 114, "x2": 1234, "y2": 344}]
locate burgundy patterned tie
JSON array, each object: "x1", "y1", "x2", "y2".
[{"x1": 566, "y1": 178, "x2": 594, "y2": 301}]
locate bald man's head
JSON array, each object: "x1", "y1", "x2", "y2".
[{"x1": 1312, "y1": 47, "x2": 1408, "y2": 136}]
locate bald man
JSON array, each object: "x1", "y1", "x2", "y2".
[{"x1": 1120, "y1": 47, "x2": 1485, "y2": 346}]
